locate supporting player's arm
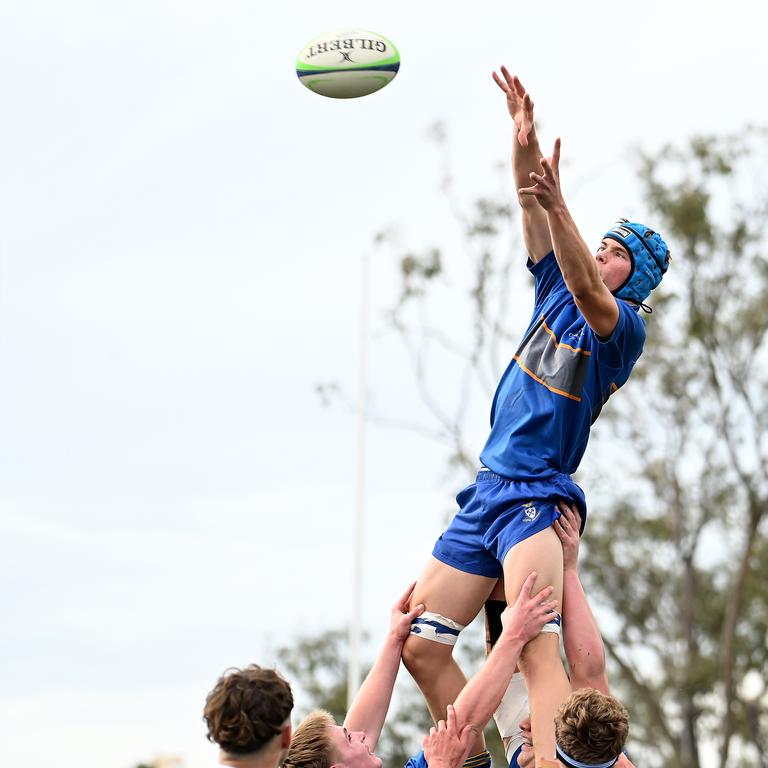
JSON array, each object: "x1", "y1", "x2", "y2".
[
  {"x1": 553, "y1": 502, "x2": 609, "y2": 694},
  {"x1": 343, "y1": 583, "x2": 425, "y2": 749},
  {"x1": 518, "y1": 138, "x2": 621, "y2": 338},
  {"x1": 492, "y1": 68, "x2": 552, "y2": 263},
  {"x1": 422, "y1": 705, "x2": 476, "y2": 768},
  {"x1": 451, "y1": 572, "x2": 556, "y2": 734}
]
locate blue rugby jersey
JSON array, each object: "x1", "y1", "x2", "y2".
[
  {"x1": 404, "y1": 750, "x2": 491, "y2": 768},
  {"x1": 479, "y1": 251, "x2": 645, "y2": 480},
  {"x1": 404, "y1": 751, "x2": 429, "y2": 768}
]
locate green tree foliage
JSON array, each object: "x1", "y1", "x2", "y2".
[
  {"x1": 579, "y1": 127, "x2": 768, "y2": 768},
  {"x1": 278, "y1": 629, "x2": 350, "y2": 724}
]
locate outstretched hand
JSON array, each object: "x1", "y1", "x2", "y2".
[
  {"x1": 422, "y1": 704, "x2": 476, "y2": 768},
  {"x1": 491, "y1": 66, "x2": 534, "y2": 147},
  {"x1": 518, "y1": 138, "x2": 565, "y2": 211},
  {"x1": 390, "y1": 582, "x2": 425, "y2": 643},
  {"x1": 500, "y1": 571, "x2": 557, "y2": 646}
]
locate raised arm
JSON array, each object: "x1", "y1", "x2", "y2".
[
  {"x1": 343, "y1": 583, "x2": 424, "y2": 748},
  {"x1": 518, "y1": 138, "x2": 621, "y2": 338},
  {"x1": 553, "y1": 502, "x2": 609, "y2": 694},
  {"x1": 451, "y1": 572, "x2": 556, "y2": 733},
  {"x1": 492, "y1": 68, "x2": 553, "y2": 263}
]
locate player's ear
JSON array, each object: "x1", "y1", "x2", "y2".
[{"x1": 281, "y1": 723, "x2": 292, "y2": 748}]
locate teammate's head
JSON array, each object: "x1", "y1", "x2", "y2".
[
  {"x1": 554, "y1": 688, "x2": 628, "y2": 766},
  {"x1": 600, "y1": 219, "x2": 670, "y2": 304},
  {"x1": 285, "y1": 711, "x2": 382, "y2": 768},
  {"x1": 204, "y1": 665, "x2": 293, "y2": 758}
]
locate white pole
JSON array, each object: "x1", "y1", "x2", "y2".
[{"x1": 347, "y1": 250, "x2": 369, "y2": 708}]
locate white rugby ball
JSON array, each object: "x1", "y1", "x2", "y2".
[{"x1": 296, "y1": 28, "x2": 400, "y2": 99}]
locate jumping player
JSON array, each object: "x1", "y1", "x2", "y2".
[{"x1": 401, "y1": 67, "x2": 670, "y2": 766}]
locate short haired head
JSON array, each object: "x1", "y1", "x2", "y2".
[
  {"x1": 283, "y1": 710, "x2": 336, "y2": 768},
  {"x1": 555, "y1": 688, "x2": 629, "y2": 766},
  {"x1": 604, "y1": 218, "x2": 670, "y2": 304},
  {"x1": 204, "y1": 665, "x2": 293, "y2": 756},
  {"x1": 285, "y1": 710, "x2": 381, "y2": 768}
]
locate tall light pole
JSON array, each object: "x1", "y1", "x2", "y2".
[{"x1": 347, "y1": 250, "x2": 369, "y2": 708}]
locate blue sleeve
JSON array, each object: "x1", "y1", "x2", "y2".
[
  {"x1": 596, "y1": 300, "x2": 646, "y2": 368},
  {"x1": 404, "y1": 750, "x2": 429, "y2": 768},
  {"x1": 528, "y1": 251, "x2": 567, "y2": 306}
]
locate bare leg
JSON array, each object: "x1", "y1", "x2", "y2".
[
  {"x1": 503, "y1": 528, "x2": 570, "y2": 765},
  {"x1": 402, "y1": 556, "x2": 496, "y2": 756}
]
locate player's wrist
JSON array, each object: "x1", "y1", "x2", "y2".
[
  {"x1": 513, "y1": 133, "x2": 541, "y2": 157},
  {"x1": 497, "y1": 627, "x2": 527, "y2": 652},
  {"x1": 384, "y1": 626, "x2": 410, "y2": 651},
  {"x1": 563, "y1": 565, "x2": 580, "y2": 581},
  {"x1": 546, "y1": 201, "x2": 569, "y2": 220}
]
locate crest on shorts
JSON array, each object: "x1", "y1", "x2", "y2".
[{"x1": 522, "y1": 501, "x2": 539, "y2": 522}]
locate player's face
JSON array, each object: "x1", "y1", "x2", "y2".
[
  {"x1": 595, "y1": 239, "x2": 632, "y2": 292},
  {"x1": 330, "y1": 725, "x2": 383, "y2": 768}
]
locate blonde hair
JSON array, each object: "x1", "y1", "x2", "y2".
[
  {"x1": 283, "y1": 710, "x2": 337, "y2": 768},
  {"x1": 555, "y1": 688, "x2": 628, "y2": 763}
]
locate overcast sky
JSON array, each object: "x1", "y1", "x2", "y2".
[{"x1": 1, "y1": 2, "x2": 766, "y2": 767}]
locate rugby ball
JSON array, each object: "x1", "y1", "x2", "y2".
[{"x1": 296, "y1": 29, "x2": 400, "y2": 99}]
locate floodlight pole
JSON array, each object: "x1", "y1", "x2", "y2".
[{"x1": 347, "y1": 250, "x2": 369, "y2": 708}]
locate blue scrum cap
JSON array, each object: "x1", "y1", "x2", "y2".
[{"x1": 604, "y1": 219, "x2": 670, "y2": 304}]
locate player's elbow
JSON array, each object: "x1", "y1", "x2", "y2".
[
  {"x1": 517, "y1": 193, "x2": 540, "y2": 210},
  {"x1": 570, "y1": 280, "x2": 604, "y2": 304},
  {"x1": 567, "y1": 649, "x2": 607, "y2": 691}
]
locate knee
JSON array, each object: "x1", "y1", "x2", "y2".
[
  {"x1": 575, "y1": 659, "x2": 605, "y2": 685},
  {"x1": 402, "y1": 635, "x2": 451, "y2": 681}
]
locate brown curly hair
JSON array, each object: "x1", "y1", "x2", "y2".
[
  {"x1": 555, "y1": 688, "x2": 628, "y2": 764},
  {"x1": 204, "y1": 665, "x2": 293, "y2": 755}
]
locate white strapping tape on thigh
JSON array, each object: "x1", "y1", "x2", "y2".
[
  {"x1": 409, "y1": 611, "x2": 465, "y2": 646},
  {"x1": 494, "y1": 672, "x2": 529, "y2": 759},
  {"x1": 541, "y1": 612, "x2": 562, "y2": 637}
]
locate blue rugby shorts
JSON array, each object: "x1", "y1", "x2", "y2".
[{"x1": 431, "y1": 469, "x2": 587, "y2": 578}]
